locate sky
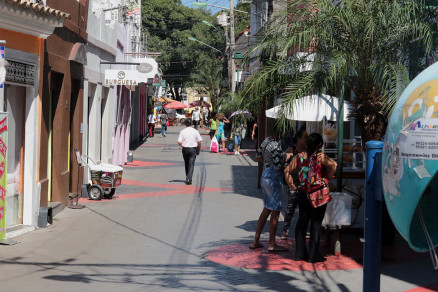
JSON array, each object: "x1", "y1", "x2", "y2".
[{"x1": 182, "y1": 0, "x2": 238, "y2": 15}]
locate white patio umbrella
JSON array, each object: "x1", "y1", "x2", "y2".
[{"x1": 265, "y1": 94, "x2": 353, "y2": 121}]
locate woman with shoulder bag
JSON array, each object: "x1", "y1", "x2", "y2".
[{"x1": 284, "y1": 133, "x2": 337, "y2": 263}]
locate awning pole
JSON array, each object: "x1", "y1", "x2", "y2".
[{"x1": 336, "y1": 82, "x2": 345, "y2": 192}]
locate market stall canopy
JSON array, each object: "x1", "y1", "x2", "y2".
[
  {"x1": 266, "y1": 94, "x2": 353, "y2": 121},
  {"x1": 189, "y1": 100, "x2": 211, "y2": 108},
  {"x1": 164, "y1": 100, "x2": 188, "y2": 109},
  {"x1": 155, "y1": 96, "x2": 174, "y2": 103}
]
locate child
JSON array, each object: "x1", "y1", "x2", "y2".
[{"x1": 233, "y1": 124, "x2": 243, "y2": 155}]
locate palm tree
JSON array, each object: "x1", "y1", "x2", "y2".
[
  {"x1": 241, "y1": 0, "x2": 435, "y2": 143},
  {"x1": 189, "y1": 55, "x2": 225, "y2": 110}
]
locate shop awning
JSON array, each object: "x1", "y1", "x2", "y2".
[{"x1": 266, "y1": 94, "x2": 353, "y2": 122}]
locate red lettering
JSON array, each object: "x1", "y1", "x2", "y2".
[
  {"x1": 0, "y1": 161, "x2": 4, "y2": 179},
  {"x1": 0, "y1": 117, "x2": 6, "y2": 134},
  {"x1": 0, "y1": 206, "x2": 4, "y2": 220},
  {"x1": 0, "y1": 185, "x2": 5, "y2": 202},
  {"x1": 0, "y1": 137, "x2": 6, "y2": 157}
]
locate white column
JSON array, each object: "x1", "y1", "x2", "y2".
[
  {"x1": 88, "y1": 83, "x2": 102, "y2": 163},
  {"x1": 101, "y1": 86, "x2": 113, "y2": 164},
  {"x1": 23, "y1": 87, "x2": 39, "y2": 226},
  {"x1": 82, "y1": 78, "x2": 89, "y2": 182}
]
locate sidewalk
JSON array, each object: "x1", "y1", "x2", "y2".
[{"x1": 0, "y1": 125, "x2": 437, "y2": 292}]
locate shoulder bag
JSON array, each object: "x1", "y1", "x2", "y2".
[{"x1": 306, "y1": 153, "x2": 331, "y2": 208}]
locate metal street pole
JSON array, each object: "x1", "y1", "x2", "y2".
[
  {"x1": 336, "y1": 82, "x2": 345, "y2": 191},
  {"x1": 225, "y1": 25, "x2": 231, "y2": 90},
  {"x1": 236, "y1": 66, "x2": 240, "y2": 92},
  {"x1": 229, "y1": 0, "x2": 236, "y2": 93},
  {"x1": 188, "y1": 37, "x2": 223, "y2": 54},
  {"x1": 193, "y1": 2, "x2": 248, "y2": 14},
  {"x1": 363, "y1": 141, "x2": 384, "y2": 292}
]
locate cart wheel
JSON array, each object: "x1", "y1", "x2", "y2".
[
  {"x1": 104, "y1": 188, "x2": 116, "y2": 199},
  {"x1": 88, "y1": 185, "x2": 104, "y2": 200}
]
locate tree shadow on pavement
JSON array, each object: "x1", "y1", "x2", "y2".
[{"x1": 219, "y1": 165, "x2": 262, "y2": 199}]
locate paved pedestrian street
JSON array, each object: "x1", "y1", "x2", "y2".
[{"x1": 1, "y1": 126, "x2": 438, "y2": 292}]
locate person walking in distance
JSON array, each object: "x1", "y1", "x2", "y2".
[
  {"x1": 216, "y1": 115, "x2": 230, "y2": 152},
  {"x1": 233, "y1": 123, "x2": 244, "y2": 155},
  {"x1": 249, "y1": 130, "x2": 288, "y2": 252},
  {"x1": 178, "y1": 118, "x2": 202, "y2": 185},
  {"x1": 192, "y1": 107, "x2": 201, "y2": 129},
  {"x1": 209, "y1": 113, "x2": 218, "y2": 139},
  {"x1": 147, "y1": 111, "x2": 156, "y2": 137},
  {"x1": 160, "y1": 111, "x2": 168, "y2": 137},
  {"x1": 204, "y1": 107, "x2": 209, "y2": 127},
  {"x1": 284, "y1": 133, "x2": 337, "y2": 262},
  {"x1": 281, "y1": 125, "x2": 308, "y2": 240},
  {"x1": 252, "y1": 119, "x2": 259, "y2": 151}
]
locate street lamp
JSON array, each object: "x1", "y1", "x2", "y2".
[
  {"x1": 193, "y1": 1, "x2": 240, "y2": 93},
  {"x1": 202, "y1": 20, "x2": 218, "y2": 30},
  {"x1": 188, "y1": 37, "x2": 223, "y2": 55},
  {"x1": 192, "y1": 2, "x2": 248, "y2": 14}
]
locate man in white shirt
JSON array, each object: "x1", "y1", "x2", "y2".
[
  {"x1": 178, "y1": 118, "x2": 202, "y2": 185},
  {"x1": 147, "y1": 112, "x2": 156, "y2": 137},
  {"x1": 192, "y1": 107, "x2": 201, "y2": 129},
  {"x1": 203, "y1": 107, "x2": 209, "y2": 127}
]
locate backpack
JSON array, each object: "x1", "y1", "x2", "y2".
[
  {"x1": 297, "y1": 153, "x2": 331, "y2": 208},
  {"x1": 306, "y1": 153, "x2": 329, "y2": 193}
]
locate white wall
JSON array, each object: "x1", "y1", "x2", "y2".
[
  {"x1": 87, "y1": 83, "x2": 101, "y2": 163},
  {"x1": 85, "y1": 0, "x2": 118, "y2": 166}
]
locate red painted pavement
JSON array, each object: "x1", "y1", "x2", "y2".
[
  {"x1": 79, "y1": 179, "x2": 231, "y2": 203},
  {"x1": 404, "y1": 283, "x2": 438, "y2": 292},
  {"x1": 205, "y1": 236, "x2": 426, "y2": 272},
  {"x1": 205, "y1": 240, "x2": 361, "y2": 271},
  {"x1": 124, "y1": 160, "x2": 177, "y2": 167}
]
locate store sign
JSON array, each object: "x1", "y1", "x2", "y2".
[
  {"x1": 0, "y1": 113, "x2": 7, "y2": 241},
  {"x1": 5, "y1": 60, "x2": 35, "y2": 86},
  {"x1": 395, "y1": 118, "x2": 438, "y2": 159},
  {"x1": 105, "y1": 70, "x2": 139, "y2": 86},
  {"x1": 136, "y1": 63, "x2": 153, "y2": 73}
]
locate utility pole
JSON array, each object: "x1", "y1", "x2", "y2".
[
  {"x1": 224, "y1": 25, "x2": 231, "y2": 91},
  {"x1": 229, "y1": 0, "x2": 236, "y2": 93}
]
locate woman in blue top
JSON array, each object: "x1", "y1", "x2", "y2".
[{"x1": 215, "y1": 116, "x2": 230, "y2": 152}]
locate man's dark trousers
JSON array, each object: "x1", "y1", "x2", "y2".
[{"x1": 182, "y1": 147, "x2": 197, "y2": 181}]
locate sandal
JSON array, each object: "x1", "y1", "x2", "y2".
[
  {"x1": 281, "y1": 231, "x2": 288, "y2": 240},
  {"x1": 268, "y1": 245, "x2": 288, "y2": 252},
  {"x1": 249, "y1": 243, "x2": 264, "y2": 249}
]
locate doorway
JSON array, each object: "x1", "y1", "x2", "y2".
[{"x1": 4, "y1": 85, "x2": 25, "y2": 227}]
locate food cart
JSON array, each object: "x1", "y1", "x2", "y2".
[{"x1": 81, "y1": 155, "x2": 123, "y2": 200}]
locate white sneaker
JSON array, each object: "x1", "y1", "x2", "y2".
[
  {"x1": 237, "y1": 151, "x2": 240, "y2": 155},
  {"x1": 234, "y1": 151, "x2": 237, "y2": 155}
]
